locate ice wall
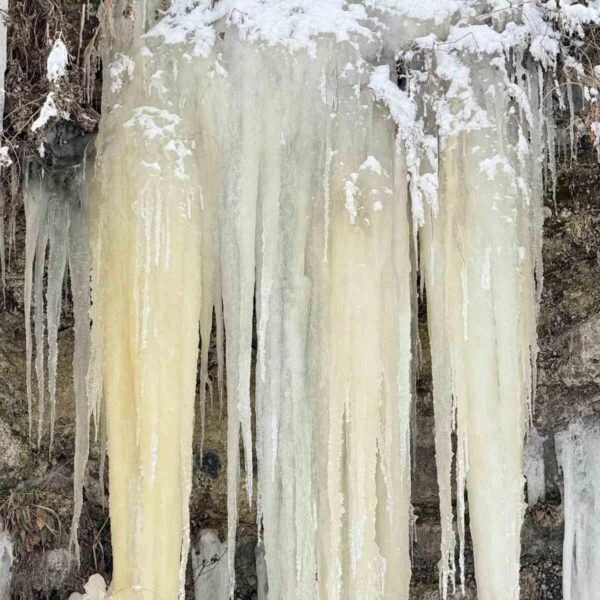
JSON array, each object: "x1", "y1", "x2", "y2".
[
  {"x1": 85, "y1": 1, "x2": 560, "y2": 599},
  {"x1": 91, "y1": 14, "x2": 414, "y2": 595}
]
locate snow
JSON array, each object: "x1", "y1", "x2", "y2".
[
  {"x1": 0, "y1": 146, "x2": 10, "y2": 168},
  {"x1": 360, "y1": 155, "x2": 386, "y2": 176},
  {"x1": 108, "y1": 53, "x2": 135, "y2": 93},
  {"x1": 31, "y1": 93, "x2": 59, "y2": 132},
  {"x1": 123, "y1": 106, "x2": 180, "y2": 139},
  {"x1": 365, "y1": 0, "x2": 464, "y2": 24},
  {"x1": 47, "y1": 39, "x2": 68, "y2": 82},
  {"x1": 225, "y1": 0, "x2": 373, "y2": 55},
  {"x1": 145, "y1": 1, "x2": 222, "y2": 56}
]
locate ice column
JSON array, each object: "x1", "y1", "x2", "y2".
[
  {"x1": 89, "y1": 41, "x2": 213, "y2": 597},
  {"x1": 421, "y1": 57, "x2": 541, "y2": 600}
]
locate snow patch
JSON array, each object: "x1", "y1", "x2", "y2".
[
  {"x1": 31, "y1": 93, "x2": 59, "y2": 132},
  {"x1": 47, "y1": 39, "x2": 68, "y2": 82},
  {"x1": 109, "y1": 54, "x2": 135, "y2": 94},
  {"x1": 0, "y1": 146, "x2": 11, "y2": 168}
]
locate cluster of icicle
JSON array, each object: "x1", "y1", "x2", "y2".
[
  {"x1": 23, "y1": 163, "x2": 94, "y2": 567},
  {"x1": 11, "y1": 1, "x2": 600, "y2": 600},
  {"x1": 87, "y1": 1, "x2": 551, "y2": 598}
]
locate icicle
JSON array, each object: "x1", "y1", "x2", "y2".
[
  {"x1": 0, "y1": 529, "x2": 13, "y2": 600},
  {"x1": 217, "y1": 39, "x2": 258, "y2": 595},
  {"x1": 225, "y1": 37, "x2": 415, "y2": 600},
  {"x1": 422, "y1": 54, "x2": 538, "y2": 600},
  {"x1": 33, "y1": 201, "x2": 48, "y2": 447},
  {"x1": 45, "y1": 173, "x2": 70, "y2": 451},
  {"x1": 0, "y1": 188, "x2": 5, "y2": 297},
  {"x1": 23, "y1": 172, "x2": 48, "y2": 442},
  {"x1": 68, "y1": 166, "x2": 92, "y2": 564},
  {"x1": 556, "y1": 422, "x2": 600, "y2": 600},
  {"x1": 90, "y1": 42, "x2": 208, "y2": 598},
  {"x1": 0, "y1": 0, "x2": 7, "y2": 294},
  {"x1": 0, "y1": 0, "x2": 6, "y2": 116},
  {"x1": 191, "y1": 530, "x2": 229, "y2": 600},
  {"x1": 255, "y1": 541, "x2": 268, "y2": 600}
]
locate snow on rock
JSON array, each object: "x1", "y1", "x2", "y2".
[
  {"x1": 47, "y1": 39, "x2": 68, "y2": 82},
  {"x1": 31, "y1": 93, "x2": 58, "y2": 132}
]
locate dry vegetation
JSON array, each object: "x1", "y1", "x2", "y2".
[{"x1": 4, "y1": 0, "x2": 102, "y2": 174}]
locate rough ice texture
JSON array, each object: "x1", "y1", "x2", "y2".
[
  {"x1": 192, "y1": 530, "x2": 229, "y2": 600},
  {"x1": 556, "y1": 422, "x2": 600, "y2": 600},
  {"x1": 94, "y1": 22, "x2": 413, "y2": 600},
  {"x1": 0, "y1": 530, "x2": 13, "y2": 600}
]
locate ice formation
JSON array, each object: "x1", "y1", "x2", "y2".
[
  {"x1": 0, "y1": 0, "x2": 8, "y2": 291},
  {"x1": 255, "y1": 541, "x2": 268, "y2": 600},
  {"x1": 556, "y1": 422, "x2": 600, "y2": 600},
  {"x1": 22, "y1": 0, "x2": 600, "y2": 599},
  {"x1": 191, "y1": 530, "x2": 229, "y2": 600},
  {"x1": 0, "y1": 530, "x2": 13, "y2": 600},
  {"x1": 24, "y1": 166, "x2": 90, "y2": 453},
  {"x1": 91, "y1": 3, "x2": 413, "y2": 597},
  {"x1": 68, "y1": 574, "x2": 107, "y2": 600}
]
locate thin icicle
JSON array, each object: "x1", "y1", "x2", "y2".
[
  {"x1": 23, "y1": 172, "x2": 47, "y2": 442},
  {"x1": 45, "y1": 175, "x2": 70, "y2": 451},
  {"x1": 0, "y1": 189, "x2": 5, "y2": 297},
  {"x1": 68, "y1": 167, "x2": 91, "y2": 564}
]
